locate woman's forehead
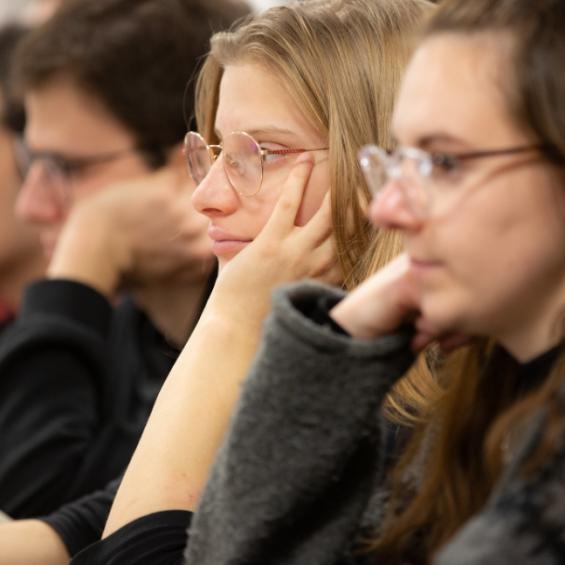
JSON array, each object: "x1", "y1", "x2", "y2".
[
  {"x1": 214, "y1": 63, "x2": 325, "y2": 144},
  {"x1": 393, "y1": 33, "x2": 521, "y2": 148}
]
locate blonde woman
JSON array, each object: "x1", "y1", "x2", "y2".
[{"x1": 70, "y1": 0, "x2": 434, "y2": 562}]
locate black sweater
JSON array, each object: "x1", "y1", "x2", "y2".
[{"x1": 0, "y1": 279, "x2": 179, "y2": 518}]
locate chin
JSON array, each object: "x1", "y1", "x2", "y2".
[
  {"x1": 420, "y1": 292, "x2": 470, "y2": 336},
  {"x1": 216, "y1": 252, "x2": 239, "y2": 272}
]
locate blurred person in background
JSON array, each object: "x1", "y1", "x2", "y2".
[
  {"x1": 0, "y1": 1, "x2": 248, "y2": 560},
  {"x1": 0, "y1": 23, "x2": 47, "y2": 334}
]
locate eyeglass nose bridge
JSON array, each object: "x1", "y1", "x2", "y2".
[
  {"x1": 208, "y1": 144, "x2": 222, "y2": 163},
  {"x1": 202, "y1": 143, "x2": 245, "y2": 196},
  {"x1": 30, "y1": 157, "x2": 72, "y2": 207}
]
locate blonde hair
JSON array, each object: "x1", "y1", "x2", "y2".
[{"x1": 195, "y1": 0, "x2": 437, "y2": 422}]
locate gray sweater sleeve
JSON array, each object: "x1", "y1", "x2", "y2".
[{"x1": 185, "y1": 281, "x2": 415, "y2": 565}]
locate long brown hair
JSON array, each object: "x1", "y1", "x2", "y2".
[
  {"x1": 194, "y1": 0, "x2": 438, "y2": 422},
  {"x1": 372, "y1": 0, "x2": 565, "y2": 562}
]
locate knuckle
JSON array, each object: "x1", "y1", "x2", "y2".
[{"x1": 277, "y1": 196, "x2": 296, "y2": 213}]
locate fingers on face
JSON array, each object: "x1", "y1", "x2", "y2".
[
  {"x1": 303, "y1": 189, "x2": 332, "y2": 244},
  {"x1": 266, "y1": 155, "x2": 314, "y2": 235}
]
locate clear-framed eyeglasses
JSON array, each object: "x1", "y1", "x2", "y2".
[
  {"x1": 358, "y1": 143, "x2": 544, "y2": 217},
  {"x1": 184, "y1": 130, "x2": 328, "y2": 197}
]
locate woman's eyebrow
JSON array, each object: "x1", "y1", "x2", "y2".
[
  {"x1": 214, "y1": 125, "x2": 298, "y2": 139},
  {"x1": 417, "y1": 133, "x2": 472, "y2": 151},
  {"x1": 246, "y1": 126, "x2": 297, "y2": 138}
]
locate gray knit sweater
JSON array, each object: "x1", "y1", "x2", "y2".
[{"x1": 185, "y1": 282, "x2": 565, "y2": 565}]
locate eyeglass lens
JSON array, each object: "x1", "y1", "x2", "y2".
[
  {"x1": 185, "y1": 132, "x2": 264, "y2": 196},
  {"x1": 358, "y1": 146, "x2": 430, "y2": 216},
  {"x1": 35, "y1": 159, "x2": 71, "y2": 210}
]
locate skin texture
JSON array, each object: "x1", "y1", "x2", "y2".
[
  {"x1": 0, "y1": 519, "x2": 68, "y2": 565},
  {"x1": 192, "y1": 63, "x2": 330, "y2": 269},
  {"x1": 103, "y1": 64, "x2": 336, "y2": 536},
  {"x1": 16, "y1": 77, "x2": 151, "y2": 258},
  {"x1": 332, "y1": 33, "x2": 565, "y2": 361},
  {"x1": 16, "y1": 76, "x2": 212, "y2": 342}
]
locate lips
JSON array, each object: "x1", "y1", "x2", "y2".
[
  {"x1": 410, "y1": 258, "x2": 441, "y2": 267},
  {"x1": 208, "y1": 226, "x2": 252, "y2": 256},
  {"x1": 409, "y1": 256, "x2": 443, "y2": 277},
  {"x1": 208, "y1": 226, "x2": 252, "y2": 244}
]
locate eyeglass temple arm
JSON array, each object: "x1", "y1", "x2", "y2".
[{"x1": 447, "y1": 143, "x2": 544, "y2": 162}]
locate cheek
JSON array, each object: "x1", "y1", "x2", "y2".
[
  {"x1": 295, "y1": 162, "x2": 329, "y2": 226},
  {"x1": 239, "y1": 184, "x2": 281, "y2": 238}
]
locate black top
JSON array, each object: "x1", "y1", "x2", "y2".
[
  {"x1": 71, "y1": 283, "x2": 564, "y2": 565},
  {"x1": 0, "y1": 274, "x2": 214, "y2": 521},
  {"x1": 41, "y1": 478, "x2": 122, "y2": 557},
  {"x1": 0, "y1": 299, "x2": 15, "y2": 337}
]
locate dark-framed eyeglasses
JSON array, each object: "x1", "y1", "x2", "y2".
[
  {"x1": 15, "y1": 141, "x2": 150, "y2": 212},
  {"x1": 184, "y1": 130, "x2": 328, "y2": 197}
]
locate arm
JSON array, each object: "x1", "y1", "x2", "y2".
[
  {"x1": 0, "y1": 280, "x2": 112, "y2": 517},
  {"x1": 185, "y1": 282, "x2": 415, "y2": 565},
  {"x1": 0, "y1": 519, "x2": 69, "y2": 565},
  {"x1": 47, "y1": 166, "x2": 212, "y2": 300},
  {"x1": 40, "y1": 478, "x2": 121, "y2": 558},
  {"x1": 104, "y1": 157, "x2": 338, "y2": 534},
  {"x1": 0, "y1": 165, "x2": 211, "y2": 518}
]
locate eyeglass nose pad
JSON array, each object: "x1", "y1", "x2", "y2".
[{"x1": 209, "y1": 145, "x2": 222, "y2": 162}]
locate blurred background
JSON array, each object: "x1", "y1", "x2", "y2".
[
  {"x1": 0, "y1": 0, "x2": 62, "y2": 25},
  {"x1": 0, "y1": 0, "x2": 288, "y2": 24}
]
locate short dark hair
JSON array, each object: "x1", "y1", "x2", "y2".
[
  {"x1": 0, "y1": 24, "x2": 29, "y2": 133},
  {"x1": 14, "y1": 0, "x2": 250, "y2": 166}
]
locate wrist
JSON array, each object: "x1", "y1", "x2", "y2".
[
  {"x1": 207, "y1": 276, "x2": 273, "y2": 331},
  {"x1": 48, "y1": 215, "x2": 129, "y2": 298}
]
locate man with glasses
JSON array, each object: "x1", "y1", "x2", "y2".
[{"x1": 0, "y1": 0, "x2": 249, "y2": 559}]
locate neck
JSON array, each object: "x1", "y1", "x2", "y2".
[
  {"x1": 0, "y1": 250, "x2": 48, "y2": 311},
  {"x1": 498, "y1": 285, "x2": 565, "y2": 363},
  {"x1": 131, "y1": 272, "x2": 212, "y2": 349}
]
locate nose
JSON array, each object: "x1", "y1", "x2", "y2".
[
  {"x1": 15, "y1": 162, "x2": 66, "y2": 225},
  {"x1": 191, "y1": 157, "x2": 239, "y2": 218},
  {"x1": 368, "y1": 178, "x2": 425, "y2": 232}
]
